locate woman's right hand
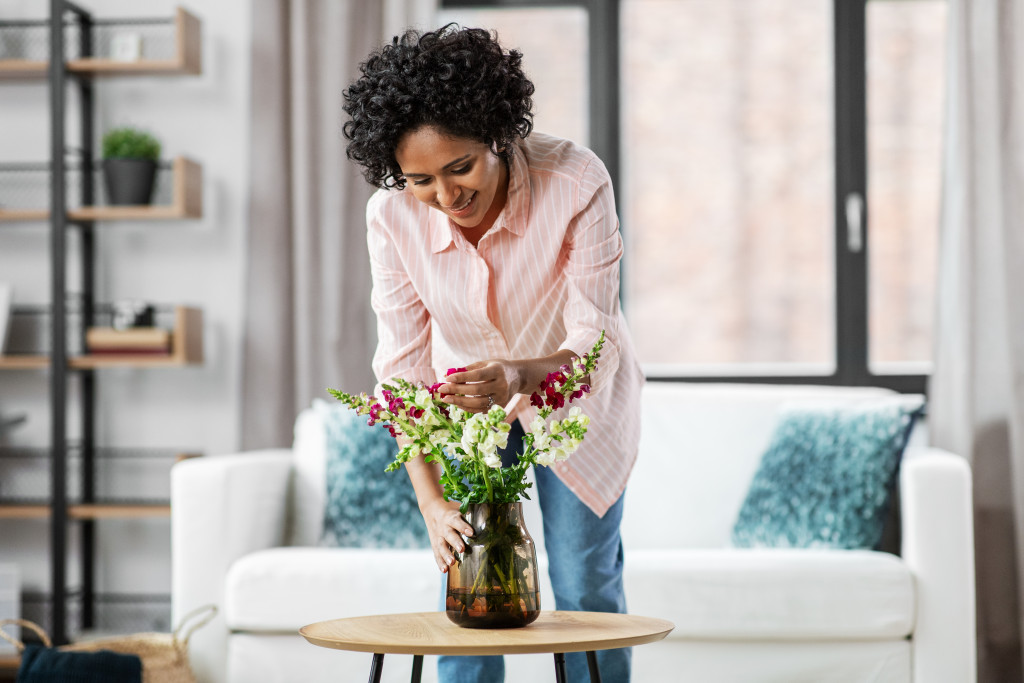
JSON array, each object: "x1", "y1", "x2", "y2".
[{"x1": 421, "y1": 497, "x2": 475, "y2": 573}]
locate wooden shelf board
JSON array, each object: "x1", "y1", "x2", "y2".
[
  {"x1": 71, "y1": 354, "x2": 187, "y2": 369},
  {"x1": 0, "y1": 305, "x2": 203, "y2": 370},
  {"x1": 0, "y1": 505, "x2": 50, "y2": 519},
  {"x1": 0, "y1": 8, "x2": 202, "y2": 80},
  {"x1": 0, "y1": 209, "x2": 49, "y2": 222},
  {"x1": 0, "y1": 504, "x2": 171, "y2": 520},
  {"x1": 0, "y1": 356, "x2": 49, "y2": 370},
  {"x1": 0, "y1": 655, "x2": 20, "y2": 671},
  {"x1": 71, "y1": 504, "x2": 171, "y2": 519},
  {"x1": 0, "y1": 59, "x2": 196, "y2": 78},
  {"x1": 0, "y1": 59, "x2": 47, "y2": 78},
  {"x1": 0, "y1": 353, "x2": 197, "y2": 370},
  {"x1": 0, "y1": 157, "x2": 202, "y2": 223}
]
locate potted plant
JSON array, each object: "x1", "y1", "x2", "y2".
[
  {"x1": 329, "y1": 331, "x2": 604, "y2": 629},
  {"x1": 101, "y1": 127, "x2": 161, "y2": 206}
]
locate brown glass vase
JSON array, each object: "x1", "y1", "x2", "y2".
[{"x1": 445, "y1": 502, "x2": 541, "y2": 628}]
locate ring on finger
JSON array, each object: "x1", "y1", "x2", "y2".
[{"x1": 486, "y1": 394, "x2": 495, "y2": 409}]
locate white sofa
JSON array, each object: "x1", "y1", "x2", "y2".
[{"x1": 171, "y1": 383, "x2": 976, "y2": 683}]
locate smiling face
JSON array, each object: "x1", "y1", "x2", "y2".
[{"x1": 394, "y1": 125, "x2": 509, "y2": 232}]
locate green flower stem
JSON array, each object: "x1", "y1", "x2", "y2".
[{"x1": 478, "y1": 452, "x2": 494, "y2": 502}]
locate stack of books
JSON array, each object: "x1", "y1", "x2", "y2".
[{"x1": 85, "y1": 326, "x2": 171, "y2": 355}]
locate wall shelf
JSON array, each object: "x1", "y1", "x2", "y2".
[
  {"x1": 0, "y1": 2, "x2": 204, "y2": 644},
  {"x1": 0, "y1": 504, "x2": 171, "y2": 520},
  {"x1": 0, "y1": 306, "x2": 203, "y2": 369},
  {"x1": 0, "y1": 157, "x2": 203, "y2": 222},
  {"x1": 0, "y1": 8, "x2": 201, "y2": 79}
]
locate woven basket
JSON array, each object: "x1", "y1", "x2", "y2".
[{"x1": 0, "y1": 605, "x2": 216, "y2": 683}]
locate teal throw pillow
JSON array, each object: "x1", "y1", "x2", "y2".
[
  {"x1": 731, "y1": 396, "x2": 925, "y2": 550},
  {"x1": 316, "y1": 400, "x2": 429, "y2": 549}
]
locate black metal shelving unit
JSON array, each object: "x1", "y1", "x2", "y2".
[{"x1": 0, "y1": 2, "x2": 203, "y2": 646}]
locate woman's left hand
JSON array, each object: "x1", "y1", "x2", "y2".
[{"x1": 440, "y1": 359, "x2": 523, "y2": 413}]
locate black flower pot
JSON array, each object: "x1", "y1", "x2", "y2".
[{"x1": 103, "y1": 158, "x2": 157, "y2": 206}]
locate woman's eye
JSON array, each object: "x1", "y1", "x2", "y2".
[
  {"x1": 412, "y1": 178, "x2": 431, "y2": 186},
  {"x1": 451, "y1": 165, "x2": 470, "y2": 175}
]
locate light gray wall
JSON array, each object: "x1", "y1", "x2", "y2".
[{"x1": 0, "y1": 0, "x2": 251, "y2": 632}]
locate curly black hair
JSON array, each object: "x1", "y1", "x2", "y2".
[{"x1": 342, "y1": 24, "x2": 535, "y2": 189}]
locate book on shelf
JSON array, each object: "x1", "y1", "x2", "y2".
[{"x1": 85, "y1": 326, "x2": 171, "y2": 354}]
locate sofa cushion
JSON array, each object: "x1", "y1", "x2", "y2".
[
  {"x1": 622, "y1": 383, "x2": 900, "y2": 550},
  {"x1": 225, "y1": 547, "x2": 440, "y2": 631},
  {"x1": 314, "y1": 400, "x2": 429, "y2": 549},
  {"x1": 731, "y1": 396, "x2": 924, "y2": 549},
  {"x1": 625, "y1": 548, "x2": 914, "y2": 640}
]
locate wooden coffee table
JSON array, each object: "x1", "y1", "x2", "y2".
[{"x1": 301, "y1": 610, "x2": 674, "y2": 683}]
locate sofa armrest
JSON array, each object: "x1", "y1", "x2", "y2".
[
  {"x1": 171, "y1": 449, "x2": 294, "y2": 683},
  {"x1": 900, "y1": 446, "x2": 977, "y2": 683}
]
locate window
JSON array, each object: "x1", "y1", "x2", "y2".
[
  {"x1": 622, "y1": 0, "x2": 834, "y2": 374},
  {"x1": 440, "y1": 0, "x2": 946, "y2": 392},
  {"x1": 436, "y1": 6, "x2": 589, "y2": 146},
  {"x1": 866, "y1": 0, "x2": 946, "y2": 374}
]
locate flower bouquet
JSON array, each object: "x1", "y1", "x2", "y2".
[{"x1": 327, "y1": 331, "x2": 604, "y2": 627}]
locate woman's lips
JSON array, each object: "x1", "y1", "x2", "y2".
[{"x1": 445, "y1": 192, "x2": 476, "y2": 217}]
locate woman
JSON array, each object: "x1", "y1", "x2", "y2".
[{"x1": 343, "y1": 24, "x2": 643, "y2": 683}]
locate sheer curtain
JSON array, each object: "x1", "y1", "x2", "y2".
[
  {"x1": 930, "y1": 0, "x2": 1024, "y2": 680},
  {"x1": 241, "y1": 0, "x2": 437, "y2": 449}
]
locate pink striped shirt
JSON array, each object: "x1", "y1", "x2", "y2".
[{"x1": 366, "y1": 132, "x2": 644, "y2": 517}]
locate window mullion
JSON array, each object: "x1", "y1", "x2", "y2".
[{"x1": 833, "y1": 0, "x2": 869, "y2": 385}]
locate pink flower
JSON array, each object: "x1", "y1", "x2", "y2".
[
  {"x1": 530, "y1": 393, "x2": 544, "y2": 408},
  {"x1": 428, "y1": 382, "x2": 444, "y2": 395},
  {"x1": 570, "y1": 384, "x2": 591, "y2": 401},
  {"x1": 446, "y1": 367, "x2": 467, "y2": 377}
]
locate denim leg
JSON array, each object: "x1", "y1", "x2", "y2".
[
  {"x1": 437, "y1": 651, "x2": 504, "y2": 683},
  {"x1": 437, "y1": 422, "x2": 528, "y2": 682},
  {"x1": 535, "y1": 464, "x2": 631, "y2": 683}
]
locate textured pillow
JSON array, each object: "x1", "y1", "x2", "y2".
[
  {"x1": 315, "y1": 400, "x2": 430, "y2": 549},
  {"x1": 731, "y1": 396, "x2": 925, "y2": 550}
]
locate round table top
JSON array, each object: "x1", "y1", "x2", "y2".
[{"x1": 300, "y1": 611, "x2": 675, "y2": 657}]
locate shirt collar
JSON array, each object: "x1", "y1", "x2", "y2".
[{"x1": 428, "y1": 141, "x2": 531, "y2": 253}]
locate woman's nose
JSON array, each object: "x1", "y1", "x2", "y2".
[{"x1": 436, "y1": 181, "x2": 458, "y2": 207}]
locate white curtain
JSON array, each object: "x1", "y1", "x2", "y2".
[
  {"x1": 241, "y1": 0, "x2": 437, "y2": 449},
  {"x1": 930, "y1": 0, "x2": 1024, "y2": 680}
]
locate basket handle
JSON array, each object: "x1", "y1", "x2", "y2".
[
  {"x1": 172, "y1": 604, "x2": 218, "y2": 650},
  {"x1": 0, "y1": 619, "x2": 53, "y2": 652}
]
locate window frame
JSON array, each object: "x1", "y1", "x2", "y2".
[{"x1": 439, "y1": 0, "x2": 928, "y2": 394}]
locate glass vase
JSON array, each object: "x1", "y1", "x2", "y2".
[{"x1": 445, "y1": 502, "x2": 541, "y2": 628}]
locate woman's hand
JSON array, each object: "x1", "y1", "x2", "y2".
[
  {"x1": 420, "y1": 497, "x2": 475, "y2": 573},
  {"x1": 440, "y1": 359, "x2": 523, "y2": 413}
]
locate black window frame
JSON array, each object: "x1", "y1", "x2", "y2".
[{"x1": 439, "y1": 0, "x2": 928, "y2": 394}]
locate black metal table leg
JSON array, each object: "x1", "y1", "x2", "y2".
[
  {"x1": 411, "y1": 654, "x2": 424, "y2": 683},
  {"x1": 586, "y1": 651, "x2": 603, "y2": 683},
  {"x1": 368, "y1": 653, "x2": 384, "y2": 683},
  {"x1": 554, "y1": 652, "x2": 568, "y2": 682}
]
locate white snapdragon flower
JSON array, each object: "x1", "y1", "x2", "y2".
[
  {"x1": 482, "y1": 448, "x2": 502, "y2": 469},
  {"x1": 429, "y1": 429, "x2": 451, "y2": 446},
  {"x1": 534, "y1": 449, "x2": 557, "y2": 466},
  {"x1": 529, "y1": 415, "x2": 546, "y2": 435}
]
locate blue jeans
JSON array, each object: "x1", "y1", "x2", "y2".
[{"x1": 438, "y1": 421, "x2": 630, "y2": 683}]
